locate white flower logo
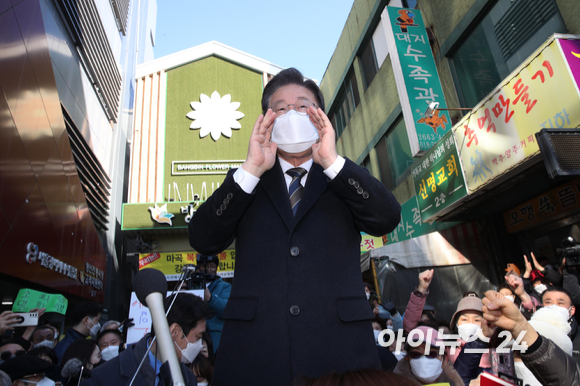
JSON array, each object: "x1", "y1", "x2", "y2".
[{"x1": 186, "y1": 91, "x2": 245, "y2": 141}]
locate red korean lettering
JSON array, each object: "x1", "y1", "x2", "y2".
[
  {"x1": 513, "y1": 79, "x2": 537, "y2": 114},
  {"x1": 492, "y1": 94, "x2": 514, "y2": 123},
  {"x1": 464, "y1": 124, "x2": 478, "y2": 147}
]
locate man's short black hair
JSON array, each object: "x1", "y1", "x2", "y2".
[
  {"x1": 96, "y1": 329, "x2": 123, "y2": 347},
  {"x1": 71, "y1": 302, "x2": 102, "y2": 326},
  {"x1": 541, "y1": 286, "x2": 573, "y2": 304},
  {"x1": 261, "y1": 68, "x2": 324, "y2": 115},
  {"x1": 151, "y1": 293, "x2": 213, "y2": 337}
]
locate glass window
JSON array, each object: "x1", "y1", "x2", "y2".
[
  {"x1": 386, "y1": 119, "x2": 414, "y2": 183},
  {"x1": 450, "y1": 0, "x2": 566, "y2": 108},
  {"x1": 330, "y1": 69, "x2": 360, "y2": 139},
  {"x1": 376, "y1": 137, "x2": 394, "y2": 191},
  {"x1": 362, "y1": 155, "x2": 372, "y2": 175},
  {"x1": 360, "y1": 39, "x2": 378, "y2": 89}
]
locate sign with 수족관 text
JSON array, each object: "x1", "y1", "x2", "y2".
[
  {"x1": 12, "y1": 289, "x2": 68, "y2": 315},
  {"x1": 139, "y1": 250, "x2": 236, "y2": 280},
  {"x1": 412, "y1": 131, "x2": 468, "y2": 222},
  {"x1": 503, "y1": 180, "x2": 580, "y2": 233},
  {"x1": 383, "y1": 6, "x2": 452, "y2": 155},
  {"x1": 453, "y1": 36, "x2": 580, "y2": 194}
]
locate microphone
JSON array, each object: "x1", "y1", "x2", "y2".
[{"x1": 133, "y1": 268, "x2": 185, "y2": 386}]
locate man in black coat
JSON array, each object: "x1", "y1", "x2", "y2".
[{"x1": 189, "y1": 68, "x2": 401, "y2": 385}]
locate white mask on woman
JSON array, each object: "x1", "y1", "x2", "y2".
[
  {"x1": 410, "y1": 356, "x2": 443, "y2": 383},
  {"x1": 457, "y1": 323, "x2": 480, "y2": 341},
  {"x1": 505, "y1": 295, "x2": 515, "y2": 303},
  {"x1": 534, "y1": 284, "x2": 548, "y2": 295}
]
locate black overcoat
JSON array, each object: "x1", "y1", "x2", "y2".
[{"x1": 189, "y1": 157, "x2": 401, "y2": 385}]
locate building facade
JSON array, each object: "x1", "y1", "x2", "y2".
[
  {"x1": 0, "y1": 0, "x2": 156, "y2": 326},
  {"x1": 320, "y1": 0, "x2": 580, "y2": 322}
]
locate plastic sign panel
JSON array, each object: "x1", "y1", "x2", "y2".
[
  {"x1": 383, "y1": 6, "x2": 452, "y2": 155},
  {"x1": 139, "y1": 250, "x2": 236, "y2": 280},
  {"x1": 503, "y1": 180, "x2": 580, "y2": 233},
  {"x1": 412, "y1": 131, "x2": 468, "y2": 222},
  {"x1": 383, "y1": 197, "x2": 459, "y2": 246},
  {"x1": 360, "y1": 233, "x2": 384, "y2": 252},
  {"x1": 453, "y1": 35, "x2": 580, "y2": 194},
  {"x1": 12, "y1": 289, "x2": 68, "y2": 315}
]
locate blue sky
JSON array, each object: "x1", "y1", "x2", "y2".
[{"x1": 153, "y1": 0, "x2": 355, "y2": 82}]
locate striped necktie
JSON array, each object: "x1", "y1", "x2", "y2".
[{"x1": 286, "y1": 167, "x2": 307, "y2": 216}]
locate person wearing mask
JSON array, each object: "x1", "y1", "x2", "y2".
[
  {"x1": 96, "y1": 329, "x2": 123, "y2": 362},
  {"x1": 481, "y1": 290, "x2": 580, "y2": 386},
  {"x1": 189, "y1": 67, "x2": 401, "y2": 384},
  {"x1": 394, "y1": 326, "x2": 463, "y2": 386},
  {"x1": 29, "y1": 326, "x2": 58, "y2": 350},
  {"x1": 60, "y1": 340, "x2": 101, "y2": 386},
  {"x1": 541, "y1": 287, "x2": 580, "y2": 362},
  {"x1": 197, "y1": 254, "x2": 231, "y2": 352},
  {"x1": 0, "y1": 355, "x2": 55, "y2": 386},
  {"x1": 82, "y1": 293, "x2": 212, "y2": 386},
  {"x1": 54, "y1": 302, "x2": 102, "y2": 362}
]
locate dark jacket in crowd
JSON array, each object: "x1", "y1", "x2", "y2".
[
  {"x1": 206, "y1": 276, "x2": 231, "y2": 352},
  {"x1": 521, "y1": 335, "x2": 580, "y2": 386},
  {"x1": 54, "y1": 329, "x2": 86, "y2": 363},
  {"x1": 453, "y1": 338, "x2": 487, "y2": 386},
  {"x1": 189, "y1": 159, "x2": 401, "y2": 385},
  {"x1": 80, "y1": 333, "x2": 197, "y2": 386}
]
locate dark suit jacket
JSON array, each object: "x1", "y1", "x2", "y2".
[{"x1": 189, "y1": 157, "x2": 401, "y2": 385}]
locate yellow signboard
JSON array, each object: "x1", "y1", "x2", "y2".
[
  {"x1": 361, "y1": 233, "x2": 384, "y2": 252},
  {"x1": 139, "y1": 250, "x2": 235, "y2": 280},
  {"x1": 454, "y1": 36, "x2": 580, "y2": 194}
]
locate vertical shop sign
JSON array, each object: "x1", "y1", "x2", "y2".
[
  {"x1": 383, "y1": 6, "x2": 452, "y2": 155},
  {"x1": 412, "y1": 131, "x2": 468, "y2": 222}
]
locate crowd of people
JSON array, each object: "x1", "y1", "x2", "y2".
[{"x1": 1, "y1": 252, "x2": 580, "y2": 385}]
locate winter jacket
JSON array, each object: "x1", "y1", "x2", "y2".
[
  {"x1": 54, "y1": 328, "x2": 87, "y2": 363},
  {"x1": 453, "y1": 338, "x2": 488, "y2": 386},
  {"x1": 520, "y1": 335, "x2": 580, "y2": 386},
  {"x1": 206, "y1": 277, "x2": 231, "y2": 352},
  {"x1": 403, "y1": 290, "x2": 427, "y2": 333},
  {"x1": 394, "y1": 356, "x2": 464, "y2": 386}
]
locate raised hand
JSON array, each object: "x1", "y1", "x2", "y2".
[
  {"x1": 505, "y1": 275, "x2": 524, "y2": 296},
  {"x1": 523, "y1": 255, "x2": 532, "y2": 278},
  {"x1": 308, "y1": 106, "x2": 337, "y2": 170},
  {"x1": 242, "y1": 109, "x2": 278, "y2": 178},
  {"x1": 531, "y1": 252, "x2": 544, "y2": 272},
  {"x1": 418, "y1": 269, "x2": 434, "y2": 293},
  {"x1": 0, "y1": 311, "x2": 21, "y2": 336}
]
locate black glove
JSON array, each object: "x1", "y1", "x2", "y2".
[{"x1": 381, "y1": 299, "x2": 397, "y2": 315}]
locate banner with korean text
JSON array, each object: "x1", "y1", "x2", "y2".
[
  {"x1": 383, "y1": 6, "x2": 452, "y2": 155},
  {"x1": 453, "y1": 35, "x2": 580, "y2": 194},
  {"x1": 138, "y1": 250, "x2": 236, "y2": 280}
]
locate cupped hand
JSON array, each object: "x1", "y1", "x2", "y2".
[
  {"x1": 242, "y1": 109, "x2": 278, "y2": 177},
  {"x1": 0, "y1": 311, "x2": 21, "y2": 335},
  {"x1": 308, "y1": 106, "x2": 337, "y2": 169}
]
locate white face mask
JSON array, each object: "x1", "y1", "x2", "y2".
[
  {"x1": 505, "y1": 295, "x2": 515, "y2": 303},
  {"x1": 87, "y1": 319, "x2": 101, "y2": 339},
  {"x1": 534, "y1": 284, "x2": 548, "y2": 294},
  {"x1": 34, "y1": 339, "x2": 54, "y2": 349},
  {"x1": 409, "y1": 356, "x2": 443, "y2": 383},
  {"x1": 457, "y1": 323, "x2": 481, "y2": 341},
  {"x1": 22, "y1": 378, "x2": 56, "y2": 386},
  {"x1": 271, "y1": 110, "x2": 319, "y2": 153},
  {"x1": 174, "y1": 334, "x2": 203, "y2": 364},
  {"x1": 394, "y1": 352, "x2": 406, "y2": 361},
  {"x1": 373, "y1": 329, "x2": 381, "y2": 345},
  {"x1": 365, "y1": 293, "x2": 370, "y2": 300},
  {"x1": 100, "y1": 345, "x2": 120, "y2": 361},
  {"x1": 543, "y1": 304, "x2": 571, "y2": 322},
  {"x1": 386, "y1": 325, "x2": 394, "y2": 330}
]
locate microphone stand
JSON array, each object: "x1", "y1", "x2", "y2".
[{"x1": 128, "y1": 268, "x2": 193, "y2": 386}]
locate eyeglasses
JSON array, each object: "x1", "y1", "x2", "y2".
[
  {"x1": 271, "y1": 99, "x2": 317, "y2": 117},
  {"x1": 408, "y1": 350, "x2": 440, "y2": 360}
]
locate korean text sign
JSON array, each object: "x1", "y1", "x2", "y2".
[
  {"x1": 383, "y1": 197, "x2": 459, "y2": 245},
  {"x1": 453, "y1": 36, "x2": 580, "y2": 194},
  {"x1": 139, "y1": 250, "x2": 236, "y2": 280},
  {"x1": 12, "y1": 289, "x2": 68, "y2": 315},
  {"x1": 503, "y1": 180, "x2": 580, "y2": 233},
  {"x1": 383, "y1": 6, "x2": 452, "y2": 155},
  {"x1": 412, "y1": 131, "x2": 468, "y2": 222}
]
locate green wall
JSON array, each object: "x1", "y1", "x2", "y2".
[{"x1": 164, "y1": 56, "x2": 263, "y2": 200}]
